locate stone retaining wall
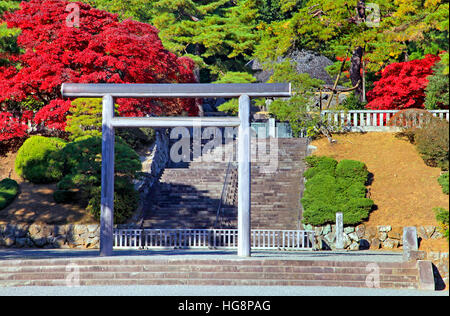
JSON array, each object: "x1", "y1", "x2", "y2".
[
  {"x1": 304, "y1": 223, "x2": 444, "y2": 251},
  {"x1": 132, "y1": 129, "x2": 170, "y2": 223},
  {"x1": 134, "y1": 129, "x2": 170, "y2": 193},
  {"x1": 427, "y1": 251, "x2": 449, "y2": 288},
  {"x1": 0, "y1": 224, "x2": 101, "y2": 249}
]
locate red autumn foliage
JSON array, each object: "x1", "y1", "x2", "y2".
[
  {"x1": 366, "y1": 55, "x2": 440, "y2": 110},
  {"x1": 0, "y1": 0, "x2": 198, "y2": 142},
  {"x1": 0, "y1": 112, "x2": 28, "y2": 142},
  {"x1": 33, "y1": 99, "x2": 73, "y2": 131}
]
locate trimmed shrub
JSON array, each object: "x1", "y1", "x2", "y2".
[
  {"x1": 15, "y1": 136, "x2": 66, "y2": 183},
  {"x1": 434, "y1": 207, "x2": 449, "y2": 242},
  {"x1": 335, "y1": 159, "x2": 369, "y2": 185},
  {"x1": 302, "y1": 201, "x2": 337, "y2": 226},
  {"x1": 438, "y1": 172, "x2": 449, "y2": 195},
  {"x1": 301, "y1": 155, "x2": 373, "y2": 226},
  {"x1": 0, "y1": 178, "x2": 19, "y2": 210},
  {"x1": 87, "y1": 180, "x2": 139, "y2": 224},
  {"x1": 51, "y1": 136, "x2": 142, "y2": 224},
  {"x1": 341, "y1": 182, "x2": 367, "y2": 199},
  {"x1": 115, "y1": 127, "x2": 156, "y2": 152},
  {"x1": 304, "y1": 156, "x2": 337, "y2": 179},
  {"x1": 65, "y1": 98, "x2": 103, "y2": 140},
  {"x1": 414, "y1": 117, "x2": 449, "y2": 170},
  {"x1": 341, "y1": 198, "x2": 374, "y2": 225}
]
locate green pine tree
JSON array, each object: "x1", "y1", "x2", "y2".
[{"x1": 0, "y1": 0, "x2": 21, "y2": 66}]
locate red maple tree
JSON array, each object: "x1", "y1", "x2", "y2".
[
  {"x1": 0, "y1": 0, "x2": 198, "y2": 142},
  {"x1": 0, "y1": 112, "x2": 27, "y2": 142},
  {"x1": 366, "y1": 54, "x2": 440, "y2": 110}
]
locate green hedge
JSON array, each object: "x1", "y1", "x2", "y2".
[
  {"x1": 438, "y1": 172, "x2": 449, "y2": 195},
  {"x1": 15, "y1": 136, "x2": 67, "y2": 184},
  {"x1": 304, "y1": 156, "x2": 337, "y2": 179},
  {"x1": 0, "y1": 178, "x2": 19, "y2": 210},
  {"x1": 434, "y1": 207, "x2": 449, "y2": 241},
  {"x1": 51, "y1": 136, "x2": 142, "y2": 224},
  {"x1": 414, "y1": 117, "x2": 449, "y2": 171},
  {"x1": 301, "y1": 156, "x2": 374, "y2": 226}
]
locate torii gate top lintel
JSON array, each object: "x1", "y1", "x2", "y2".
[
  {"x1": 61, "y1": 83, "x2": 292, "y2": 258},
  {"x1": 61, "y1": 83, "x2": 291, "y2": 99}
]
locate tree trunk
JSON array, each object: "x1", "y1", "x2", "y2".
[
  {"x1": 350, "y1": 1, "x2": 366, "y2": 102},
  {"x1": 350, "y1": 46, "x2": 364, "y2": 101},
  {"x1": 356, "y1": 0, "x2": 366, "y2": 22}
]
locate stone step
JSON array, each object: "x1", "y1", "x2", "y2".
[
  {"x1": 0, "y1": 262, "x2": 418, "y2": 274},
  {"x1": 0, "y1": 279, "x2": 419, "y2": 288},
  {"x1": 0, "y1": 258, "x2": 419, "y2": 289},
  {"x1": 0, "y1": 271, "x2": 418, "y2": 284}
]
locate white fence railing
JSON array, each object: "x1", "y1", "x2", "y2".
[
  {"x1": 321, "y1": 110, "x2": 449, "y2": 131},
  {"x1": 113, "y1": 228, "x2": 315, "y2": 251}
]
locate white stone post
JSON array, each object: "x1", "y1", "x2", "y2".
[
  {"x1": 268, "y1": 117, "x2": 276, "y2": 138},
  {"x1": 335, "y1": 212, "x2": 344, "y2": 250}
]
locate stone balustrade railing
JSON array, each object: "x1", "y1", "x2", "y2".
[{"x1": 321, "y1": 109, "x2": 449, "y2": 132}]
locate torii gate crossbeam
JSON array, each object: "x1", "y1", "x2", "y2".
[{"x1": 61, "y1": 83, "x2": 292, "y2": 257}]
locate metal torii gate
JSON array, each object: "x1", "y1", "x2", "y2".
[{"x1": 61, "y1": 83, "x2": 292, "y2": 257}]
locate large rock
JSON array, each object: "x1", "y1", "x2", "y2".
[
  {"x1": 28, "y1": 224, "x2": 41, "y2": 237},
  {"x1": 370, "y1": 238, "x2": 381, "y2": 250},
  {"x1": 348, "y1": 232, "x2": 359, "y2": 242},
  {"x1": 378, "y1": 232, "x2": 388, "y2": 242},
  {"x1": 344, "y1": 226, "x2": 355, "y2": 234},
  {"x1": 343, "y1": 234, "x2": 352, "y2": 249},
  {"x1": 378, "y1": 225, "x2": 392, "y2": 233},
  {"x1": 322, "y1": 224, "x2": 332, "y2": 236},
  {"x1": 324, "y1": 231, "x2": 336, "y2": 243},
  {"x1": 358, "y1": 239, "x2": 370, "y2": 250},
  {"x1": 349, "y1": 242, "x2": 360, "y2": 251},
  {"x1": 418, "y1": 226, "x2": 436, "y2": 240},
  {"x1": 3, "y1": 236, "x2": 15, "y2": 247},
  {"x1": 364, "y1": 226, "x2": 378, "y2": 240},
  {"x1": 13, "y1": 224, "x2": 29, "y2": 238},
  {"x1": 249, "y1": 49, "x2": 335, "y2": 85},
  {"x1": 382, "y1": 238, "x2": 399, "y2": 249}
]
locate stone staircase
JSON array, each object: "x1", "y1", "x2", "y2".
[
  {"x1": 0, "y1": 256, "x2": 421, "y2": 288},
  {"x1": 142, "y1": 140, "x2": 236, "y2": 229},
  {"x1": 250, "y1": 139, "x2": 307, "y2": 230},
  {"x1": 142, "y1": 138, "x2": 308, "y2": 230}
]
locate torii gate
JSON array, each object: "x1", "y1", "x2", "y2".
[{"x1": 61, "y1": 83, "x2": 291, "y2": 257}]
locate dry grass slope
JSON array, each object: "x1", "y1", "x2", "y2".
[{"x1": 311, "y1": 132, "x2": 449, "y2": 227}]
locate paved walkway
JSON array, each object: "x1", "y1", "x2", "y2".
[
  {"x1": 1, "y1": 284, "x2": 448, "y2": 296},
  {"x1": 0, "y1": 248, "x2": 406, "y2": 262}
]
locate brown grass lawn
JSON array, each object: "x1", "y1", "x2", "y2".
[{"x1": 311, "y1": 132, "x2": 449, "y2": 227}]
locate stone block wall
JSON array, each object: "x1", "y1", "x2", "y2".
[
  {"x1": 0, "y1": 224, "x2": 101, "y2": 249},
  {"x1": 132, "y1": 129, "x2": 170, "y2": 223},
  {"x1": 427, "y1": 251, "x2": 449, "y2": 288},
  {"x1": 304, "y1": 223, "x2": 445, "y2": 251}
]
